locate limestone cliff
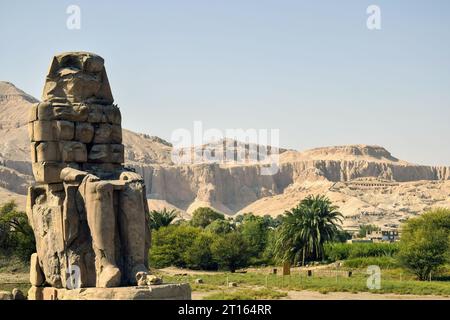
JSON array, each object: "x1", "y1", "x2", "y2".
[{"x1": 0, "y1": 81, "x2": 449, "y2": 225}]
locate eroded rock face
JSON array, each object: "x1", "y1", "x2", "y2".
[{"x1": 27, "y1": 52, "x2": 151, "y2": 289}]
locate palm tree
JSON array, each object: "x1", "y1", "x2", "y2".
[
  {"x1": 274, "y1": 195, "x2": 343, "y2": 266},
  {"x1": 149, "y1": 208, "x2": 179, "y2": 230}
]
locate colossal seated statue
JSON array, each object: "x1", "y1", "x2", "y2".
[{"x1": 27, "y1": 52, "x2": 151, "y2": 289}]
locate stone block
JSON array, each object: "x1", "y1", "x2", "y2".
[
  {"x1": 88, "y1": 144, "x2": 110, "y2": 162},
  {"x1": 30, "y1": 253, "x2": 45, "y2": 286},
  {"x1": 88, "y1": 105, "x2": 105, "y2": 123},
  {"x1": 27, "y1": 286, "x2": 43, "y2": 300},
  {"x1": 104, "y1": 105, "x2": 121, "y2": 124},
  {"x1": 39, "y1": 284, "x2": 191, "y2": 300},
  {"x1": 56, "y1": 120, "x2": 75, "y2": 140},
  {"x1": 111, "y1": 124, "x2": 122, "y2": 143},
  {"x1": 36, "y1": 102, "x2": 53, "y2": 120},
  {"x1": 30, "y1": 142, "x2": 37, "y2": 162},
  {"x1": 111, "y1": 144, "x2": 124, "y2": 163},
  {"x1": 33, "y1": 120, "x2": 74, "y2": 141},
  {"x1": 29, "y1": 103, "x2": 39, "y2": 122},
  {"x1": 75, "y1": 122, "x2": 94, "y2": 143},
  {"x1": 46, "y1": 183, "x2": 65, "y2": 192},
  {"x1": 54, "y1": 104, "x2": 89, "y2": 121},
  {"x1": 38, "y1": 103, "x2": 88, "y2": 122},
  {"x1": 60, "y1": 141, "x2": 87, "y2": 162},
  {"x1": 43, "y1": 287, "x2": 58, "y2": 300},
  {"x1": 93, "y1": 123, "x2": 113, "y2": 143},
  {"x1": 33, "y1": 121, "x2": 54, "y2": 141},
  {"x1": 26, "y1": 187, "x2": 34, "y2": 227},
  {"x1": 32, "y1": 162, "x2": 64, "y2": 183},
  {"x1": 28, "y1": 122, "x2": 34, "y2": 141},
  {"x1": 87, "y1": 144, "x2": 124, "y2": 164},
  {"x1": 36, "y1": 142, "x2": 61, "y2": 162},
  {"x1": 82, "y1": 163, "x2": 122, "y2": 175}
]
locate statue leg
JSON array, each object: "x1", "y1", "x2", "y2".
[
  {"x1": 85, "y1": 179, "x2": 121, "y2": 288},
  {"x1": 119, "y1": 181, "x2": 149, "y2": 285}
]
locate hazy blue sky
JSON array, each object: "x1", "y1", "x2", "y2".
[{"x1": 1, "y1": 0, "x2": 449, "y2": 165}]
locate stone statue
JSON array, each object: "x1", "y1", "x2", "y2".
[{"x1": 27, "y1": 52, "x2": 151, "y2": 289}]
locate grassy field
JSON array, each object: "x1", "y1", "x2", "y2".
[
  {"x1": 159, "y1": 266, "x2": 450, "y2": 298},
  {"x1": 1, "y1": 258, "x2": 449, "y2": 299}
]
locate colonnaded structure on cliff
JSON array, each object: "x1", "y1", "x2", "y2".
[{"x1": 26, "y1": 52, "x2": 190, "y2": 299}]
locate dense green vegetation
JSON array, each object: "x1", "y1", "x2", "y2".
[
  {"x1": 0, "y1": 201, "x2": 35, "y2": 262},
  {"x1": 324, "y1": 242, "x2": 399, "y2": 261},
  {"x1": 149, "y1": 208, "x2": 277, "y2": 272},
  {"x1": 398, "y1": 208, "x2": 450, "y2": 280},
  {"x1": 150, "y1": 202, "x2": 450, "y2": 283},
  {"x1": 150, "y1": 197, "x2": 347, "y2": 271}
]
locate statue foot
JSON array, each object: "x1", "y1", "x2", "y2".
[
  {"x1": 136, "y1": 271, "x2": 163, "y2": 286},
  {"x1": 130, "y1": 264, "x2": 149, "y2": 285},
  {"x1": 98, "y1": 265, "x2": 121, "y2": 288}
]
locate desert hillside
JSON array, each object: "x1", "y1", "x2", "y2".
[{"x1": 1, "y1": 81, "x2": 449, "y2": 228}]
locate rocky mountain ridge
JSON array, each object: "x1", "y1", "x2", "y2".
[{"x1": 0, "y1": 81, "x2": 449, "y2": 226}]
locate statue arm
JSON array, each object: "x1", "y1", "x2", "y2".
[{"x1": 60, "y1": 167, "x2": 98, "y2": 183}]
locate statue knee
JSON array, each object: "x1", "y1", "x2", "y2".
[{"x1": 95, "y1": 181, "x2": 113, "y2": 194}]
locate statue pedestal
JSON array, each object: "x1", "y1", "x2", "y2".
[{"x1": 28, "y1": 283, "x2": 191, "y2": 300}]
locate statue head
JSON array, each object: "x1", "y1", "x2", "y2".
[{"x1": 42, "y1": 52, "x2": 114, "y2": 105}]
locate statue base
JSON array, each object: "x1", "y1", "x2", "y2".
[{"x1": 28, "y1": 283, "x2": 191, "y2": 300}]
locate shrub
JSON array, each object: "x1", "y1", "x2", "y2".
[
  {"x1": 324, "y1": 242, "x2": 399, "y2": 261},
  {"x1": 211, "y1": 232, "x2": 250, "y2": 272},
  {"x1": 343, "y1": 256, "x2": 398, "y2": 268},
  {"x1": 184, "y1": 232, "x2": 218, "y2": 270},
  {"x1": 0, "y1": 201, "x2": 35, "y2": 262},
  {"x1": 238, "y1": 214, "x2": 270, "y2": 262},
  {"x1": 398, "y1": 208, "x2": 450, "y2": 280},
  {"x1": 149, "y1": 225, "x2": 202, "y2": 268},
  {"x1": 190, "y1": 207, "x2": 224, "y2": 228},
  {"x1": 205, "y1": 219, "x2": 234, "y2": 234}
]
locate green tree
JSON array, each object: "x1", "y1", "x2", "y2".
[
  {"x1": 205, "y1": 219, "x2": 234, "y2": 234},
  {"x1": 274, "y1": 195, "x2": 343, "y2": 265},
  {"x1": 238, "y1": 214, "x2": 270, "y2": 262},
  {"x1": 149, "y1": 225, "x2": 201, "y2": 268},
  {"x1": 0, "y1": 201, "x2": 35, "y2": 261},
  {"x1": 184, "y1": 232, "x2": 217, "y2": 270},
  {"x1": 190, "y1": 207, "x2": 224, "y2": 228},
  {"x1": 211, "y1": 232, "x2": 250, "y2": 272},
  {"x1": 263, "y1": 214, "x2": 282, "y2": 228},
  {"x1": 149, "y1": 208, "x2": 179, "y2": 230},
  {"x1": 398, "y1": 208, "x2": 450, "y2": 280}
]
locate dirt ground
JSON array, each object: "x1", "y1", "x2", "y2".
[
  {"x1": 1, "y1": 269, "x2": 449, "y2": 300},
  {"x1": 283, "y1": 290, "x2": 450, "y2": 300},
  {"x1": 191, "y1": 289, "x2": 450, "y2": 300}
]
